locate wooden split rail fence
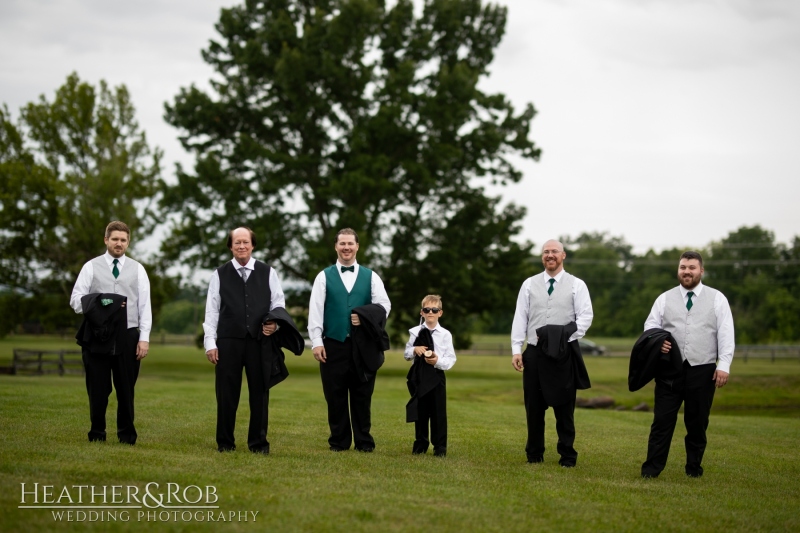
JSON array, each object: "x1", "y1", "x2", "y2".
[{"x1": 12, "y1": 349, "x2": 84, "y2": 376}]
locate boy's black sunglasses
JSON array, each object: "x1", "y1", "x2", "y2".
[{"x1": 422, "y1": 307, "x2": 441, "y2": 314}]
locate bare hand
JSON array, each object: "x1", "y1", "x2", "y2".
[
  {"x1": 206, "y1": 349, "x2": 219, "y2": 365},
  {"x1": 350, "y1": 313, "x2": 361, "y2": 326},
  {"x1": 424, "y1": 352, "x2": 438, "y2": 366},
  {"x1": 512, "y1": 353, "x2": 524, "y2": 372},
  {"x1": 262, "y1": 320, "x2": 277, "y2": 336},
  {"x1": 414, "y1": 346, "x2": 428, "y2": 357},
  {"x1": 313, "y1": 346, "x2": 327, "y2": 363},
  {"x1": 661, "y1": 340, "x2": 672, "y2": 354},
  {"x1": 136, "y1": 341, "x2": 149, "y2": 360},
  {"x1": 713, "y1": 369, "x2": 729, "y2": 388}
]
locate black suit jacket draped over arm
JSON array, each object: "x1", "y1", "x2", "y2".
[
  {"x1": 75, "y1": 293, "x2": 128, "y2": 356},
  {"x1": 405, "y1": 327, "x2": 442, "y2": 423},
  {"x1": 628, "y1": 328, "x2": 683, "y2": 392},
  {"x1": 533, "y1": 322, "x2": 591, "y2": 406},
  {"x1": 260, "y1": 307, "x2": 304, "y2": 389},
  {"x1": 351, "y1": 304, "x2": 390, "y2": 382}
]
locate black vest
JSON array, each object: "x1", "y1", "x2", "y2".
[{"x1": 217, "y1": 261, "x2": 272, "y2": 339}]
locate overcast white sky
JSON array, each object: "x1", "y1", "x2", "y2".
[{"x1": 2, "y1": 0, "x2": 798, "y2": 257}]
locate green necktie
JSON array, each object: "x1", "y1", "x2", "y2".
[
  {"x1": 547, "y1": 278, "x2": 555, "y2": 295},
  {"x1": 686, "y1": 291, "x2": 694, "y2": 310},
  {"x1": 112, "y1": 259, "x2": 119, "y2": 279}
]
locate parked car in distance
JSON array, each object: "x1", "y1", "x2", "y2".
[{"x1": 579, "y1": 339, "x2": 606, "y2": 355}]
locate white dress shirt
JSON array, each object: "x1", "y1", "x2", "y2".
[
  {"x1": 510, "y1": 269, "x2": 593, "y2": 355},
  {"x1": 70, "y1": 252, "x2": 152, "y2": 342},
  {"x1": 644, "y1": 282, "x2": 735, "y2": 374},
  {"x1": 403, "y1": 323, "x2": 457, "y2": 371},
  {"x1": 203, "y1": 258, "x2": 286, "y2": 352},
  {"x1": 307, "y1": 261, "x2": 391, "y2": 349}
]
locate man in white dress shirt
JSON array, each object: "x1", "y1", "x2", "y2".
[
  {"x1": 511, "y1": 239, "x2": 593, "y2": 466},
  {"x1": 641, "y1": 251, "x2": 735, "y2": 478},
  {"x1": 203, "y1": 227, "x2": 285, "y2": 453},
  {"x1": 308, "y1": 228, "x2": 391, "y2": 452},
  {"x1": 70, "y1": 221, "x2": 152, "y2": 444}
]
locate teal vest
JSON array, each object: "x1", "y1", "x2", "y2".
[{"x1": 323, "y1": 264, "x2": 372, "y2": 342}]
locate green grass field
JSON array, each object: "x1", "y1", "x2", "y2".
[{"x1": 1, "y1": 336, "x2": 799, "y2": 532}]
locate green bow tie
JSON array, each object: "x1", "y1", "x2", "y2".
[{"x1": 341, "y1": 265, "x2": 355, "y2": 273}]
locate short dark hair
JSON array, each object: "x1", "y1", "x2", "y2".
[
  {"x1": 227, "y1": 227, "x2": 257, "y2": 249},
  {"x1": 105, "y1": 221, "x2": 130, "y2": 239},
  {"x1": 680, "y1": 250, "x2": 703, "y2": 267},
  {"x1": 335, "y1": 228, "x2": 359, "y2": 245}
]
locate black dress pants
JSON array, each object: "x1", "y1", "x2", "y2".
[
  {"x1": 413, "y1": 374, "x2": 447, "y2": 455},
  {"x1": 215, "y1": 335, "x2": 270, "y2": 452},
  {"x1": 642, "y1": 361, "x2": 717, "y2": 477},
  {"x1": 522, "y1": 345, "x2": 578, "y2": 466},
  {"x1": 320, "y1": 338, "x2": 376, "y2": 450},
  {"x1": 82, "y1": 328, "x2": 141, "y2": 443}
]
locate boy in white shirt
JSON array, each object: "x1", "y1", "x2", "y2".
[{"x1": 404, "y1": 295, "x2": 457, "y2": 456}]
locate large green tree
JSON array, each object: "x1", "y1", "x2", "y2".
[
  {"x1": 707, "y1": 226, "x2": 799, "y2": 343},
  {"x1": 163, "y1": 0, "x2": 540, "y2": 346},
  {"x1": 0, "y1": 73, "x2": 170, "y2": 334}
]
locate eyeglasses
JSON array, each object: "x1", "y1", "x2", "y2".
[{"x1": 421, "y1": 307, "x2": 441, "y2": 314}]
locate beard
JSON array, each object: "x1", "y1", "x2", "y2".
[{"x1": 679, "y1": 273, "x2": 701, "y2": 289}]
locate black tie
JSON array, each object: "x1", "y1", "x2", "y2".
[
  {"x1": 547, "y1": 278, "x2": 555, "y2": 295},
  {"x1": 341, "y1": 265, "x2": 354, "y2": 273}
]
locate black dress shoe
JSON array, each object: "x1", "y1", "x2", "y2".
[
  {"x1": 527, "y1": 456, "x2": 544, "y2": 464},
  {"x1": 249, "y1": 446, "x2": 270, "y2": 455},
  {"x1": 218, "y1": 446, "x2": 236, "y2": 453},
  {"x1": 641, "y1": 472, "x2": 659, "y2": 479},
  {"x1": 329, "y1": 446, "x2": 346, "y2": 452},
  {"x1": 686, "y1": 471, "x2": 703, "y2": 478},
  {"x1": 433, "y1": 450, "x2": 446, "y2": 457},
  {"x1": 356, "y1": 446, "x2": 374, "y2": 453}
]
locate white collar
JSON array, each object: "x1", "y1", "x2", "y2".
[
  {"x1": 336, "y1": 261, "x2": 359, "y2": 270},
  {"x1": 104, "y1": 252, "x2": 126, "y2": 266},
  {"x1": 231, "y1": 257, "x2": 256, "y2": 270},
  {"x1": 679, "y1": 282, "x2": 704, "y2": 297},
  {"x1": 544, "y1": 269, "x2": 566, "y2": 283}
]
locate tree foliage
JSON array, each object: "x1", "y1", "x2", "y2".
[
  {"x1": 163, "y1": 0, "x2": 540, "y2": 346},
  {"x1": 561, "y1": 227, "x2": 800, "y2": 343},
  {"x1": 0, "y1": 73, "x2": 172, "y2": 335},
  {"x1": 1, "y1": 73, "x2": 163, "y2": 295}
]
